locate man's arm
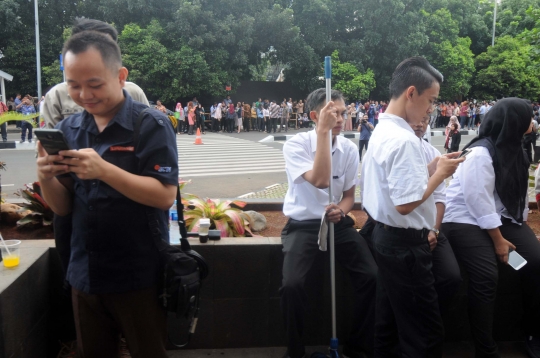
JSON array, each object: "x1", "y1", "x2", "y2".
[
  {"x1": 301, "y1": 101, "x2": 337, "y2": 189},
  {"x1": 59, "y1": 148, "x2": 176, "y2": 210},
  {"x1": 395, "y1": 153, "x2": 464, "y2": 215}
]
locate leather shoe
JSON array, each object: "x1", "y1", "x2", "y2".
[{"x1": 526, "y1": 336, "x2": 540, "y2": 358}]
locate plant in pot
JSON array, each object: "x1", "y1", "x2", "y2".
[{"x1": 182, "y1": 194, "x2": 257, "y2": 237}]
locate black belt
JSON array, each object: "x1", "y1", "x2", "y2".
[{"x1": 377, "y1": 222, "x2": 429, "y2": 239}]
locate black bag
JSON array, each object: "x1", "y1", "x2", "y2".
[{"x1": 135, "y1": 108, "x2": 209, "y2": 347}]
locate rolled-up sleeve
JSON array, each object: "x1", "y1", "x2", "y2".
[
  {"x1": 283, "y1": 139, "x2": 313, "y2": 184},
  {"x1": 461, "y1": 151, "x2": 502, "y2": 229},
  {"x1": 387, "y1": 140, "x2": 427, "y2": 206}
]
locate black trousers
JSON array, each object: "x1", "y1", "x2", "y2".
[
  {"x1": 72, "y1": 286, "x2": 167, "y2": 358},
  {"x1": 243, "y1": 116, "x2": 251, "y2": 131},
  {"x1": 373, "y1": 223, "x2": 444, "y2": 358},
  {"x1": 21, "y1": 121, "x2": 33, "y2": 141},
  {"x1": 359, "y1": 139, "x2": 369, "y2": 161},
  {"x1": 269, "y1": 117, "x2": 278, "y2": 133},
  {"x1": 441, "y1": 221, "x2": 540, "y2": 357},
  {"x1": 1, "y1": 122, "x2": 6, "y2": 141},
  {"x1": 361, "y1": 218, "x2": 461, "y2": 317},
  {"x1": 211, "y1": 117, "x2": 219, "y2": 132},
  {"x1": 280, "y1": 217, "x2": 377, "y2": 358}
]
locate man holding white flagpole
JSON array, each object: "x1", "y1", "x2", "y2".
[{"x1": 280, "y1": 88, "x2": 377, "y2": 358}]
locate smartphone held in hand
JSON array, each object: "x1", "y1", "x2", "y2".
[
  {"x1": 34, "y1": 129, "x2": 71, "y2": 155},
  {"x1": 508, "y1": 250, "x2": 527, "y2": 270}
]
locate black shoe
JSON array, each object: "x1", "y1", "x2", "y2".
[
  {"x1": 526, "y1": 336, "x2": 540, "y2": 358},
  {"x1": 343, "y1": 345, "x2": 368, "y2": 358}
]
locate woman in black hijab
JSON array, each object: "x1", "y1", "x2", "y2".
[{"x1": 441, "y1": 98, "x2": 540, "y2": 358}]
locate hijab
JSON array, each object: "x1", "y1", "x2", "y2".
[
  {"x1": 228, "y1": 103, "x2": 235, "y2": 114},
  {"x1": 463, "y1": 98, "x2": 533, "y2": 223}
]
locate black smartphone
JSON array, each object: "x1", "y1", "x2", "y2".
[
  {"x1": 458, "y1": 148, "x2": 471, "y2": 158},
  {"x1": 34, "y1": 129, "x2": 71, "y2": 155}
]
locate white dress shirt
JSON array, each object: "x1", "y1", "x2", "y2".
[
  {"x1": 421, "y1": 140, "x2": 445, "y2": 205},
  {"x1": 443, "y1": 146, "x2": 528, "y2": 229},
  {"x1": 422, "y1": 124, "x2": 432, "y2": 144},
  {"x1": 362, "y1": 113, "x2": 436, "y2": 230},
  {"x1": 283, "y1": 130, "x2": 359, "y2": 221}
]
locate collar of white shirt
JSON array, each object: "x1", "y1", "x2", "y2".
[
  {"x1": 308, "y1": 129, "x2": 344, "y2": 154},
  {"x1": 378, "y1": 112, "x2": 417, "y2": 136}
]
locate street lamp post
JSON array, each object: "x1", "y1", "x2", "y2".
[
  {"x1": 492, "y1": 0, "x2": 499, "y2": 47},
  {"x1": 34, "y1": 0, "x2": 41, "y2": 99}
]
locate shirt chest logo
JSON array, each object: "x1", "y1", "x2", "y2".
[
  {"x1": 110, "y1": 146, "x2": 135, "y2": 152},
  {"x1": 154, "y1": 165, "x2": 172, "y2": 173}
]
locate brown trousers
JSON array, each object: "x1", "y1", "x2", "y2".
[{"x1": 72, "y1": 285, "x2": 167, "y2": 358}]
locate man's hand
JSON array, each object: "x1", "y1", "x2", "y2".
[
  {"x1": 316, "y1": 101, "x2": 338, "y2": 134},
  {"x1": 325, "y1": 203, "x2": 344, "y2": 224},
  {"x1": 58, "y1": 148, "x2": 110, "y2": 180},
  {"x1": 36, "y1": 141, "x2": 70, "y2": 180},
  {"x1": 435, "y1": 152, "x2": 465, "y2": 178},
  {"x1": 494, "y1": 237, "x2": 516, "y2": 264},
  {"x1": 428, "y1": 231, "x2": 438, "y2": 251}
]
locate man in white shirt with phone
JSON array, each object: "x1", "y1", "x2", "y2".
[{"x1": 362, "y1": 57, "x2": 464, "y2": 357}]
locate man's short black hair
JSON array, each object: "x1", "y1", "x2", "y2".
[
  {"x1": 305, "y1": 88, "x2": 345, "y2": 114},
  {"x1": 389, "y1": 57, "x2": 443, "y2": 99},
  {"x1": 72, "y1": 18, "x2": 118, "y2": 42},
  {"x1": 63, "y1": 31, "x2": 122, "y2": 73}
]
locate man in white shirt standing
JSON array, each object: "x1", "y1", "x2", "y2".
[
  {"x1": 280, "y1": 88, "x2": 377, "y2": 358},
  {"x1": 362, "y1": 57, "x2": 464, "y2": 357},
  {"x1": 479, "y1": 101, "x2": 488, "y2": 124}
]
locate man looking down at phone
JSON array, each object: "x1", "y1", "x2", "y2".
[
  {"x1": 362, "y1": 57, "x2": 465, "y2": 357},
  {"x1": 441, "y1": 98, "x2": 540, "y2": 358},
  {"x1": 36, "y1": 30, "x2": 177, "y2": 358}
]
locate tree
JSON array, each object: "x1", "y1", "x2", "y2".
[
  {"x1": 358, "y1": 0, "x2": 429, "y2": 98},
  {"x1": 327, "y1": 50, "x2": 375, "y2": 100},
  {"x1": 473, "y1": 35, "x2": 540, "y2": 99},
  {"x1": 421, "y1": 9, "x2": 476, "y2": 99},
  {"x1": 119, "y1": 21, "x2": 228, "y2": 102}
]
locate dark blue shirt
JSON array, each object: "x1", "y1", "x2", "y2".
[
  {"x1": 56, "y1": 92, "x2": 178, "y2": 294},
  {"x1": 359, "y1": 122, "x2": 372, "y2": 141}
]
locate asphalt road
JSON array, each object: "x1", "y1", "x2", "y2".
[{"x1": 0, "y1": 125, "x2": 475, "y2": 200}]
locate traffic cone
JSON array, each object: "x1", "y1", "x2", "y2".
[{"x1": 194, "y1": 128, "x2": 203, "y2": 145}]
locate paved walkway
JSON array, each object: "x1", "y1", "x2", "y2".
[{"x1": 177, "y1": 133, "x2": 285, "y2": 178}]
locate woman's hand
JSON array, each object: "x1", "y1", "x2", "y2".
[{"x1": 494, "y1": 238, "x2": 516, "y2": 264}]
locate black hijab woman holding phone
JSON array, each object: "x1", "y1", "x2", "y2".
[{"x1": 441, "y1": 98, "x2": 540, "y2": 358}]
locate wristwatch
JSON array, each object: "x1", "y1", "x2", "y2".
[{"x1": 430, "y1": 228, "x2": 439, "y2": 238}]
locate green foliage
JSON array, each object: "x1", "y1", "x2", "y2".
[
  {"x1": 119, "y1": 21, "x2": 229, "y2": 102},
  {"x1": 422, "y1": 9, "x2": 476, "y2": 99},
  {"x1": 42, "y1": 59, "x2": 63, "y2": 87},
  {"x1": 181, "y1": 194, "x2": 256, "y2": 238},
  {"x1": 327, "y1": 50, "x2": 375, "y2": 100},
  {"x1": 474, "y1": 35, "x2": 540, "y2": 99},
  {"x1": 2, "y1": 0, "x2": 540, "y2": 102}
]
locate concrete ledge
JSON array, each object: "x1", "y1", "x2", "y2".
[
  {"x1": 0, "y1": 141, "x2": 16, "y2": 149},
  {"x1": 0, "y1": 237, "x2": 526, "y2": 354}
]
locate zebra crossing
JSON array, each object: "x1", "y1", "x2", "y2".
[{"x1": 177, "y1": 133, "x2": 286, "y2": 178}]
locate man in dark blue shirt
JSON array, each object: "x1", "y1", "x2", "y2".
[{"x1": 36, "y1": 30, "x2": 177, "y2": 358}]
